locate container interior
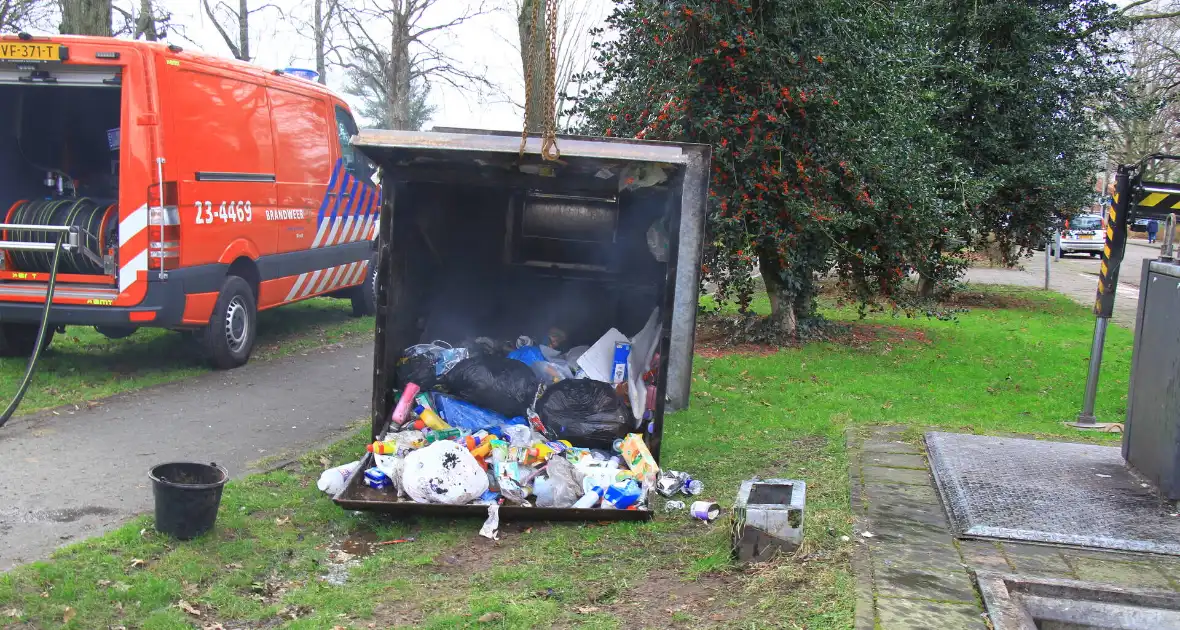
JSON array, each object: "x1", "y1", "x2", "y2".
[{"x1": 363, "y1": 142, "x2": 689, "y2": 463}]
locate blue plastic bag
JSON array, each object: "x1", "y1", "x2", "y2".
[
  {"x1": 508, "y1": 345, "x2": 547, "y2": 365},
  {"x1": 432, "y1": 393, "x2": 509, "y2": 432}
]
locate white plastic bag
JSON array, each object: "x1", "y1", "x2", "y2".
[
  {"x1": 535, "y1": 457, "x2": 584, "y2": 508},
  {"x1": 479, "y1": 504, "x2": 500, "y2": 540},
  {"x1": 400, "y1": 441, "x2": 489, "y2": 505}
]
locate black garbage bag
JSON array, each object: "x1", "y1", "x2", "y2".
[
  {"x1": 536, "y1": 380, "x2": 629, "y2": 450},
  {"x1": 442, "y1": 355, "x2": 539, "y2": 418},
  {"x1": 396, "y1": 349, "x2": 440, "y2": 391}
]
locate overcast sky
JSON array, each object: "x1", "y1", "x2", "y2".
[{"x1": 134, "y1": 0, "x2": 612, "y2": 131}]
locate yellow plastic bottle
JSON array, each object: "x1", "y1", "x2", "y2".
[{"x1": 414, "y1": 405, "x2": 451, "y2": 431}]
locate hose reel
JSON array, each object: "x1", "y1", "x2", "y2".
[{"x1": 4, "y1": 199, "x2": 116, "y2": 275}]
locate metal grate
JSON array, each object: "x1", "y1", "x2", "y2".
[{"x1": 926, "y1": 432, "x2": 1180, "y2": 556}]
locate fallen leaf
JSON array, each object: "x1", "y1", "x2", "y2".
[
  {"x1": 39, "y1": 592, "x2": 49, "y2": 599},
  {"x1": 96, "y1": 579, "x2": 112, "y2": 588},
  {"x1": 130, "y1": 558, "x2": 146, "y2": 568},
  {"x1": 112, "y1": 582, "x2": 132, "y2": 592},
  {"x1": 202, "y1": 624, "x2": 225, "y2": 630},
  {"x1": 4, "y1": 609, "x2": 20, "y2": 618},
  {"x1": 275, "y1": 515, "x2": 291, "y2": 526},
  {"x1": 225, "y1": 563, "x2": 243, "y2": 570},
  {"x1": 320, "y1": 457, "x2": 332, "y2": 468},
  {"x1": 63, "y1": 607, "x2": 76, "y2": 623},
  {"x1": 710, "y1": 614, "x2": 725, "y2": 621},
  {"x1": 178, "y1": 600, "x2": 202, "y2": 617},
  {"x1": 477, "y1": 612, "x2": 505, "y2": 623},
  {"x1": 574, "y1": 606, "x2": 599, "y2": 614}
]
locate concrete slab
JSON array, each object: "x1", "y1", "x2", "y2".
[{"x1": 876, "y1": 598, "x2": 988, "y2": 630}]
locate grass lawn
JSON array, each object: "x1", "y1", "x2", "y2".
[
  {"x1": 0, "y1": 297, "x2": 374, "y2": 415},
  {"x1": 0, "y1": 286, "x2": 1133, "y2": 629}
]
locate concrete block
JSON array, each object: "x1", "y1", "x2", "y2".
[{"x1": 731, "y1": 479, "x2": 806, "y2": 563}]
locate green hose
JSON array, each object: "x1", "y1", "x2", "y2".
[{"x1": 0, "y1": 231, "x2": 65, "y2": 428}]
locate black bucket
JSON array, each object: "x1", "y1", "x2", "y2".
[{"x1": 149, "y1": 462, "x2": 229, "y2": 540}]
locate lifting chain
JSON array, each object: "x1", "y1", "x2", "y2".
[{"x1": 519, "y1": 0, "x2": 561, "y2": 162}]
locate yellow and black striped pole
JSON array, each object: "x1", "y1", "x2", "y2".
[
  {"x1": 1093, "y1": 170, "x2": 1131, "y2": 318},
  {"x1": 1074, "y1": 166, "x2": 1132, "y2": 428}
]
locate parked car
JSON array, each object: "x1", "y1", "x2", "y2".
[{"x1": 1051, "y1": 214, "x2": 1104, "y2": 257}]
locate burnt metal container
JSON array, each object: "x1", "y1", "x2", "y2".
[
  {"x1": 334, "y1": 129, "x2": 710, "y2": 520},
  {"x1": 1124, "y1": 259, "x2": 1180, "y2": 500}
]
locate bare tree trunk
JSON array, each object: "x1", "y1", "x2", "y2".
[
  {"x1": 518, "y1": 0, "x2": 548, "y2": 133},
  {"x1": 386, "y1": 15, "x2": 413, "y2": 131},
  {"x1": 134, "y1": 0, "x2": 160, "y2": 40},
  {"x1": 314, "y1": 0, "x2": 327, "y2": 84},
  {"x1": 59, "y1": 0, "x2": 111, "y2": 36},
  {"x1": 757, "y1": 246, "x2": 798, "y2": 335},
  {"x1": 238, "y1": 0, "x2": 249, "y2": 62}
]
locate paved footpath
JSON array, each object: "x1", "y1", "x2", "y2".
[
  {"x1": 963, "y1": 242, "x2": 1164, "y2": 327},
  {"x1": 0, "y1": 341, "x2": 373, "y2": 571},
  {"x1": 848, "y1": 426, "x2": 1180, "y2": 629}
]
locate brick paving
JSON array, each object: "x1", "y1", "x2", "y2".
[{"x1": 847, "y1": 425, "x2": 1180, "y2": 629}]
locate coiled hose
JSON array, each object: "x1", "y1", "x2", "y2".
[
  {"x1": 0, "y1": 231, "x2": 65, "y2": 429},
  {"x1": 5, "y1": 198, "x2": 116, "y2": 275}
]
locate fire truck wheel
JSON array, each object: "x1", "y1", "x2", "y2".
[
  {"x1": 351, "y1": 256, "x2": 378, "y2": 317},
  {"x1": 203, "y1": 275, "x2": 258, "y2": 369},
  {"x1": 0, "y1": 323, "x2": 54, "y2": 358}
]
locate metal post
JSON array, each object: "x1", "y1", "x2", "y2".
[
  {"x1": 1055, "y1": 230, "x2": 1062, "y2": 261},
  {"x1": 1071, "y1": 165, "x2": 1132, "y2": 430},
  {"x1": 1076, "y1": 317, "x2": 1108, "y2": 425},
  {"x1": 1044, "y1": 231, "x2": 1051, "y2": 290},
  {"x1": 1162, "y1": 213, "x2": 1176, "y2": 262}
]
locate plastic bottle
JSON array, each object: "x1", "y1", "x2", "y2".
[
  {"x1": 317, "y1": 461, "x2": 360, "y2": 495},
  {"x1": 684, "y1": 478, "x2": 704, "y2": 496},
  {"x1": 391, "y1": 383, "x2": 421, "y2": 426},
  {"x1": 573, "y1": 486, "x2": 604, "y2": 508},
  {"x1": 503, "y1": 424, "x2": 534, "y2": 448},
  {"x1": 414, "y1": 404, "x2": 451, "y2": 431},
  {"x1": 367, "y1": 441, "x2": 397, "y2": 455}
]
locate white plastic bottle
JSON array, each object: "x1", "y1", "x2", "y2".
[{"x1": 317, "y1": 461, "x2": 360, "y2": 495}]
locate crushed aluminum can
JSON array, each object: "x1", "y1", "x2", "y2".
[
  {"x1": 665, "y1": 500, "x2": 686, "y2": 512},
  {"x1": 656, "y1": 472, "x2": 682, "y2": 497},
  {"x1": 656, "y1": 470, "x2": 704, "y2": 497}
]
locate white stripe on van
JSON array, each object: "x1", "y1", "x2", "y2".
[
  {"x1": 118, "y1": 204, "x2": 148, "y2": 247},
  {"x1": 348, "y1": 208, "x2": 371, "y2": 243},
  {"x1": 118, "y1": 249, "x2": 148, "y2": 293},
  {"x1": 313, "y1": 265, "x2": 339, "y2": 295},
  {"x1": 285, "y1": 273, "x2": 308, "y2": 302},
  {"x1": 300, "y1": 269, "x2": 323, "y2": 298},
  {"x1": 335, "y1": 262, "x2": 358, "y2": 289}
]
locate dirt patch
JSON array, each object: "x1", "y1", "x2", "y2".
[
  {"x1": 844, "y1": 324, "x2": 932, "y2": 348},
  {"x1": 695, "y1": 316, "x2": 931, "y2": 357},
  {"x1": 588, "y1": 567, "x2": 745, "y2": 627},
  {"x1": 366, "y1": 599, "x2": 428, "y2": 629},
  {"x1": 943, "y1": 289, "x2": 1036, "y2": 310}
]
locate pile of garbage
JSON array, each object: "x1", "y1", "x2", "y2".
[{"x1": 320, "y1": 312, "x2": 708, "y2": 517}]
